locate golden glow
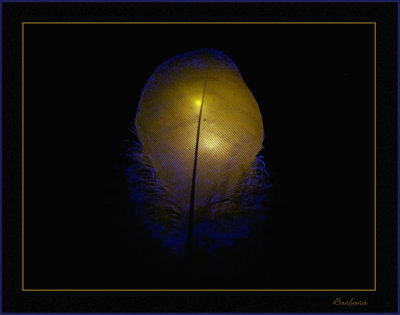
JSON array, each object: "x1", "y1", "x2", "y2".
[
  {"x1": 136, "y1": 49, "x2": 263, "y2": 209},
  {"x1": 203, "y1": 135, "x2": 219, "y2": 150}
]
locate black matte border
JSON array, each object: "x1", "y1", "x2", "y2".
[{"x1": 2, "y1": 2, "x2": 397, "y2": 313}]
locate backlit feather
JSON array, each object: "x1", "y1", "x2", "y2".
[{"x1": 127, "y1": 48, "x2": 270, "y2": 256}]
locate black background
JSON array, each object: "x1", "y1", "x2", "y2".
[
  {"x1": 3, "y1": 2, "x2": 397, "y2": 313},
  {"x1": 23, "y1": 23, "x2": 375, "y2": 289}
]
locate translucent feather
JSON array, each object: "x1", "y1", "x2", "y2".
[{"x1": 127, "y1": 48, "x2": 269, "y2": 255}]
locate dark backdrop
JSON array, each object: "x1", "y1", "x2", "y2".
[
  {"x1": 23, "y1": 23, "x2": 374, "y2": 289},
  {"x1": 3, "y1": 2, "x2": 397, "y2": 313}
]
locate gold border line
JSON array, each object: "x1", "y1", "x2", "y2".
[
  {"x1": 22, "y1": 21, "x2": 376, "y2": 25},
  {"x1": 22, "y1": 289, "x2": 376, "y2": 292},
  {"x1": 374, "y1": 22, "x2": 377, "y2": 291},
  {"x1": 22, "y1": 22, "x2": 25, "y2": 292},
  {"x1": 21, "y1": 21, "x2": 377, "y2": 292}
]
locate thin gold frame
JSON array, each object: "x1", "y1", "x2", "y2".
[{"x1": 21, "y1": 21, "x2": 377, "y2": 292}]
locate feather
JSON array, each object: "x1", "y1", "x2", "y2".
[{"x1": 126, "y1": 48, "x2": 270, "y2": 257}]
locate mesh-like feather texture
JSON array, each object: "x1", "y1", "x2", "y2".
[{"x1": 135, "y1": 49, "x2": 264, "y2": 212}]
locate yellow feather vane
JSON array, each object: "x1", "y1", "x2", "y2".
[{"x1": 128, "y1": 48, "x2": 269, "y2": 256}]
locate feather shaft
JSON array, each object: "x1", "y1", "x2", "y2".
[{"x1": 187, "y1": 64, "x2": 209, "y2": 259}]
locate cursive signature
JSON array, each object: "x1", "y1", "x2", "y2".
[{"x1": 333, "y1": 297, "x2": 368, "y2": 306}]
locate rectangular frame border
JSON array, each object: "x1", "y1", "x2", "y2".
[{"x1": 21, "y1": 21, "x2": 377, "y2": 292}]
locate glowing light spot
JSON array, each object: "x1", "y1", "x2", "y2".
[
  {"x1": 203, "y1": 136, "x2": 219, "y2": 150},
  {"x1": 194, "y1": 99, "x2": 202, "y2": 106}
]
